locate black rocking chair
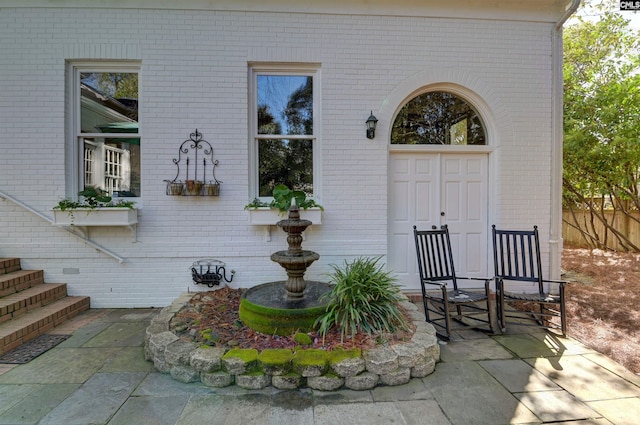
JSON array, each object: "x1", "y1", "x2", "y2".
[
  {"x1": 492, "y1": 225, "x2": 568, "y2": 335},
  {"x1": 413, "y1": 225, "x2": 494, "y2": 340}
]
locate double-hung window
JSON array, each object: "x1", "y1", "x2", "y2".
[
  {"x1": 71, "y1": 62, "x2": 141, "y2": 197},
  {"x1": 249, "y1": 64, "x2": 321, "y2": 200}
]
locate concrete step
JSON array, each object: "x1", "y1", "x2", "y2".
[
  {"x1": 0, "y1": 296, "x2": 91, "y2": 355},
  {"x1": 0, "y1": 283, "x2": 69, "y2": 324},
  {"x1": 0, "y1": 269, "x2": 44, "y2": 298}
]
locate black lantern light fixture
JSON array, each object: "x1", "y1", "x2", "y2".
[{"x1": 365, "y1": 111, "x2": 378, "y2": 139}]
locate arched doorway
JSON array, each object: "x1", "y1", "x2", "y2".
[{"x1": 388, "y1": 89, "x2": 491, "y2": 291}]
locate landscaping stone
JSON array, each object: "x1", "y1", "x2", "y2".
[
  {"x1": 345, "y1": 372, "x2": 379, "y2": 391},
  {"x1": 330, "y1": 355, "x2": 366, "y2": 377},
  {"x1": 399, "y1": 301, "x2": 419, "y2": 312},
  {"x1": 222, "y1": 349, "x2": 259, "y2": 375},
  {"x1": 411, "y1": 332, "x2": 440, "y2": 358},
  {"x1": 364, "y1": 346, "x2": 399, "y2": 375},
  {"x1": 392, "y1": 342, "x2": 427, "y2": 368},
  {"x1": 164, "y1": 340, "x2": 198, "y2": 366},
  {"x1": 272, "y1": 373, "x2": 303, "y2": 390},
  {"x1": 200, "y1": 370, "x2": 234, "y2": 388},
  {"x1": 148, "y1": 331, "x2": 179, "y2": 360},
  {"x1": 293, "y1": 350, "x2": 328, "y2": 377},
  {"x1": 380, "y1": 367, "x2": 411, "y2": 386},
  {"x1": 307, "y1": 375, "x2": 345, "y2": 391},
  {"x1": 189, "y1": 347, "x2": 226, "y2": 372},
  {"x1": 411, "y1": 358, "x2": 436, "y2": 378},
  {"x1": 236, "y1": 372, "x2": 271, "y2": 390},
  {"x1": 170, "y1": 364, "x2": 200, "y2": 383},
  {"x1": 407, "y1": 310, "x2": 425, "y2": 321},
  {"x1": 144, "y1": 292, "x2": 440, "y2": 391},
  {"x1": 258, "y1": 349, "x2": 293, "y2": 376}
]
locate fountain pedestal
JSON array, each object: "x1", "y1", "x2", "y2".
[{"x1": 239, "y1": 202, "x2": 332, "y2": 335}]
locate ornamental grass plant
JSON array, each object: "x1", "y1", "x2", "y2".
[{"x1": 315, "y1": 256, "x2": 409, "y2": 343}]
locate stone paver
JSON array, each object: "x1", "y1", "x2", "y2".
[
  {"x1": 0, "y1": 384, "x2": 78, "y2": 425},
  {"x1": 526, "y1": 355, "x2": 640, "y2": 401},
  {"x1": 0, "y1": 307, "x2": 638, "y2": 425},
  {"x1": 586, "y1": 397, "x2": 640, "y2": 425},
  {"x1": 514, "y1": 390, "x2": 600, "y2": 422},
  {"x1": 38, "y1": 372, "x2": 146, "y2": 425},
  {"x1": 439, "y1": 338, "x2": 514, "y2": 362},
  {"x1": 479, "y1": 358, "x2": 561, "y2": 392},
  {"x1": 396, "y1": 399, "x2": 452, "y2": 425},
  {"x1": 424, "y1": 361, "x2": 540, "y2": 425},
  {"x1": 0, "y1": 347, "x2": 121, "y2": 384},
  {"x1": 107, "y1": 395, "x2": 191, "y2": 425}
]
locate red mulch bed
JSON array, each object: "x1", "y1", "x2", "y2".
[{"x1": 170, "y1": 287, "x2": 415, "y2": 351}]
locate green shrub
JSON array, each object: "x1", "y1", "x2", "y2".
[{"x1": 315, "y1": 256, "x2": 409, "y2": 342}]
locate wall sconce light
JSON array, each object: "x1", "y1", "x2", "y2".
[{"x1": 366, "y1": 111, "x2": 378, "y2": 139}]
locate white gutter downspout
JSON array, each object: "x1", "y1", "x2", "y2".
[{"x1": 550, "y1": 0, "x2": 580, "y2": 279}]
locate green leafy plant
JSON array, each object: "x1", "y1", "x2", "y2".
[
  {"x1": 315, "y1": 256, "x2": 409, "y2": 343},
  {"x1": 54, "y1": 187, "x2": 136, "y2": 210},
  {"x1": 244, "y1": 184, "x2": 323, "y2": 212}
]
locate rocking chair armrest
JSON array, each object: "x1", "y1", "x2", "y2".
[
  {"x1": 456, "y1": 276, "x2": 492, "y2": 283},
  {"x1": 421, "y1": 279, "x2": 447, "y2": 289},
  {"x1": 456, "y1": 276, "x2": 492, "y2": 292},
  {"x1": 542, "y1": 278, "x2": 569, "y2": 288}
]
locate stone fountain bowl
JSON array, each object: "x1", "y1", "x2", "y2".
[{"x1": 239, "y1": 281, "x2": 333, "y2": 336}]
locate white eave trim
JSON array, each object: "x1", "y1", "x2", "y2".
[{"x1": 6, "y1": 0, "x2": 578, "y2": 23}]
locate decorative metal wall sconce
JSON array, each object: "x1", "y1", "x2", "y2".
[
  {"x1": 165, "y1": 129, "x2": 221, "y2": 196},
  {"x1": 366, "y1": 111, "x2": 378, "y2": 139},
  {"x1": 191, "y1": 259, "x2": 235, "y2": 288}
]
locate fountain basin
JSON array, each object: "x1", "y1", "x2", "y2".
[{"x1": 239, "y1": 281, "x2": 333, "y2": 336}]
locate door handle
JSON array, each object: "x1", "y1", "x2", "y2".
[{"x1": 440, "y1": 211, "x2": 445, "y2": 216}]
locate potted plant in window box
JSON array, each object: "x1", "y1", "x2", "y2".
[
  {"x1": 244, "y1": 184, "x2": 323, "y2": 225},
  {"x1": 52, "y1": 187, "x2": 138, "y2": 227}
]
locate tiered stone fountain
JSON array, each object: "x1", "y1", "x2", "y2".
[{"x1": 239, "y1": 200, "x2": 333, "y2": 335}]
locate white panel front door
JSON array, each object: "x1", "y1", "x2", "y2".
[{"x1": 388, "y1": 152, "x2": 488, "y2": 291}]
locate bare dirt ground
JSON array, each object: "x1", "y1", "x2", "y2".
[{"x1": 562, "y1": 246, "x2": 640, "y2": 374}]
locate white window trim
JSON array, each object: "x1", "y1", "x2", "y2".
[
  {"x1": 248, "y1": 63, "x2": 322, "y2": 203},
  {"x1": 67, "y1": 61, "x2": 141, "y2": 205}
]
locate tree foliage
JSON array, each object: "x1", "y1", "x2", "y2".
[
  {"x1": 563, "y1": 0, "x2": 640, "y2": 251},
  {"x1": 257, "y1": 78, "x2": 313, "y2": 196},
  {"x1": 390, "y1": 91, "x2": 485, "y2": 145}
]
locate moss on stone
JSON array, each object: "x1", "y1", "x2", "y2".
[
  {"x1": 292, "y1": 349, "x2": 328, "y2": 369},
  {"x1": 328, "y1": 348, "x2": 362, "y2": 364},
  {"x1": 258, "y1": 349, "x2": 293, "y2": 366},
  {"x1": 294, "y1": 333, "x2": 313, "y2": 346},
  {"x1": 239, "y1": 298, "x2": 325, "y2": 336},
  {"x1": 223, "y1": 348, "x2": 259, "y2": 363}
]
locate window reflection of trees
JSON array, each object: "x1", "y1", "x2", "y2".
[
  {"x1": 257, "y1": 76, "x2": 314, "y2": 196},
  {"x1": 391, "y1": 91, "x2": 485, "y2": 145}
]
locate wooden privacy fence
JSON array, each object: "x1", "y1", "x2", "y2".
[{"x1": 563, "y1": 209, "x2": 640, "y2": 251}]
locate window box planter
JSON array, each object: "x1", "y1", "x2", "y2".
[
  {"x1": 246, "y1": 207, "x2": 322, "y2": 225},
  {"x1": 52, "y1": 208, "x2": 138, "y2": 227}
]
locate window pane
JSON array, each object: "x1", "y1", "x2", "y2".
[
  {"x1": 82, "y1": 137, "x2": 141, "y2": 197},
  {"x1": 79, "y1": 71, "x2": 140, "y2": 196},
  {"x1": 258, "y1": 139, "x2": 313, "y2": 196},
  {"x1": 391, "y1": 91, "x2": 485, "y2": 145},
  {"x1": 80, "y1": 72, "x2": 138, "y2": 134},
  {"x1": 257, "y1": 75, "x2": 312, "y2": 136}
]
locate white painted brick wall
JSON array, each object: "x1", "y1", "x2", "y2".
[{"x1": 0, "y1": 5, "x2": 557, "y2": 307}]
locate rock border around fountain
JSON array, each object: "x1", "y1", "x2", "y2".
[{"x1": 144, "y1": 292, "x2": 440, "y2": 391}]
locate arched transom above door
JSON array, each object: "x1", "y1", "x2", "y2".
[{"x1": 391, "y1": 91, "x2": 486, "y2": 146}]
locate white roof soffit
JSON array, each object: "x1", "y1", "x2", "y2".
[{"x1": 5, "y1": 0, "x2": 577, "y2": 23}]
